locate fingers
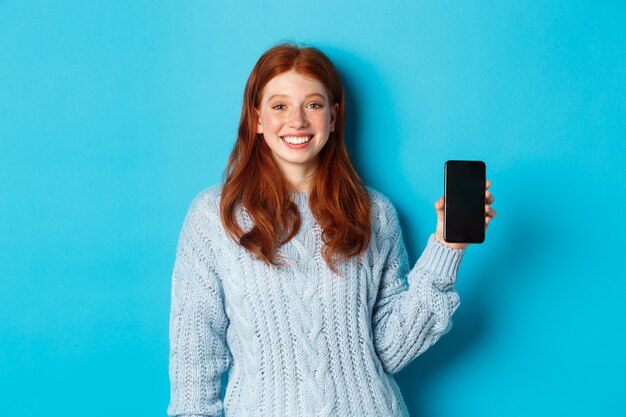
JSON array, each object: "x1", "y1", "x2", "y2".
[
  {"x1": 485, "y1": 205, "x2": 497, "y2": 219},
  {"x1": 484, "y1": 180, "x2": 498, "y2": 229},
  {"x1": 485, "y1": 179, "x2": 496, "y2": 221},
  {"x1": 485, "y1": 180, "x2": 495, "y2": 206}
]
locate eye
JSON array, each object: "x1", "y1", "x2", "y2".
[
  {"x1": 308, "y1": 103, "x2": 323, "y2": 109},
  {"x1": 272, "y1": 104, "x2": 286, "y2": 110}
]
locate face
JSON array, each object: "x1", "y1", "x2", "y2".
[{"x1": 256, "y1": 70, "x2": 339, "y2": 179}]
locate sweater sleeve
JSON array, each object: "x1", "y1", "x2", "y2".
[
  {"x1": 371, "y1": 197, "x2": 465, "y2": 374},
  {"x1": 167, "y1": 197, "x2": 232, "y2": 417}
]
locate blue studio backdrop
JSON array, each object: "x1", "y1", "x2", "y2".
[{"x1": 1, "y1": 1, "x2": 625, "y2": 416}]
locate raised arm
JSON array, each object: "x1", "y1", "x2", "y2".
[
  {"x1": 168, "y1": 197, "x2": 231, "y2": 417},
  {"x1": 371, "y1": 196, "x2": 465, "y2": 374}
]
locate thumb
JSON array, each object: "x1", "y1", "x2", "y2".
[{"x1": 435, "y1": 196, "x2": 444, "y2": 218}]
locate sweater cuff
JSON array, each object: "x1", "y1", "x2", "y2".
[
  {"x1": 414, "y1": 234, "x2": 466, "y2": 278},
  {"x1": 173, "y1": 415, "x2": 213, "y2": 417}
]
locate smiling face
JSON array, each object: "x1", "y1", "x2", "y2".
[{"x1": 256, "y1": 70, "x2": 339, "y2": 185}]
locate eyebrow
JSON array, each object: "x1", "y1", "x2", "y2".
[{"x1": 266, "y1": 93, "x2": 325, "y2": 102}]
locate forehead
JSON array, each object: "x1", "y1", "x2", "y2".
[{"x1": 261, "y1": 70, "x2": 328, "y2": 102}]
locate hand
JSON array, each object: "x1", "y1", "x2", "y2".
[{"x1": 433, "y1": 179, "x2": 497, "y2": 250}]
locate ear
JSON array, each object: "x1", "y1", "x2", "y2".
[
  {"x1": 255, "y1": 109, "x2": 263, "y2": 134},
  {"x1": 330, "y1": 103, "x2": 339, "y2": 132}
]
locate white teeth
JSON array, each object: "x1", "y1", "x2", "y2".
[{"x1": 282, "y1": 136, "x2": 311, "y2": 144}]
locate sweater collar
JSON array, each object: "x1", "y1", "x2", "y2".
[{"x1": 290, "y1": 191, "x2": 311, "y2": 212}]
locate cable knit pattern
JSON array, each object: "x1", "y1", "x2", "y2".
[{"x1": 168, "y1": 184, "x2": 465, "y2": 417}]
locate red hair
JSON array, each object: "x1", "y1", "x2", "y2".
[{"x1": 220, "y1": 43, "x2": 371, "y2": 273}]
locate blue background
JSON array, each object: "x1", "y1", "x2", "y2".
[{"x1": 1, "y1": 1, "x2": 625, "y2": 416}]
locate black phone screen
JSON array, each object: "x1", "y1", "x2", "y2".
[{"x1": 444, "y1": 160, "x2": 486, "y2": 243}]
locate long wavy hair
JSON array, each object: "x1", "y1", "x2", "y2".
[{"x1": 220, "y1": 43, "x2": 371, "y2": 273}]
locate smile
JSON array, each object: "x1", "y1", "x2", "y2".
[{"x1": 281, "y1": 135, "x2": 312, "y2": 145}]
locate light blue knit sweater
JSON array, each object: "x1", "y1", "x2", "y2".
[{"x1": 168, "y1": 184, "x2": 465, "y2": 417}]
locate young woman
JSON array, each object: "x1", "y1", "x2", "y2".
[{"x1": 167, "y1": 43, "x2": 496, "y2": 417}]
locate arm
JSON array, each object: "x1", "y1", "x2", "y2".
[
  {"x1": 371, "y1": 198, "x2": 465, "y2": 374},
  {"x1": 167, "y1": 198, "x2": 231, "y2": 417}
]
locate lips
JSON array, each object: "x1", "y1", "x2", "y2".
[{"x1": 281, "y1": 135, "x2": 312, "y2": 145}]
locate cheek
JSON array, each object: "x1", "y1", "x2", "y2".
[
  {"x1": 311, "y1": 111, "x2": 332, "y2": 128},
  {"x1": 262, "y1": 113, "x2": 284, "y2": 132}
]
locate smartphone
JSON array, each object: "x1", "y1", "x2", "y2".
[{"x1": 444, "y1": 160, "x2": 486, "y2": 243}]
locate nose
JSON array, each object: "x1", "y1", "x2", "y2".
[{"x1": 288, "y1": 107, "x2": 308, "y2": 128}]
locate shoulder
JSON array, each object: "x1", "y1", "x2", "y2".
[
  {"x1": 183, "y1": 183, "x2": 224, "y2": 227},
  {"x1": 365, "y1": 186, "x2": 398, "y2": 222},
  {"x1": 189, "y1": 183, "x2": 223, "y2": 210},
  {"x1": 365, "y1": 186, "x2": 402, "y2": 239}
]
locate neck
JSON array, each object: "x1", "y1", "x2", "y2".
[{"x1": 279, "y1": 160, "x2": 318, "y2": 193}]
